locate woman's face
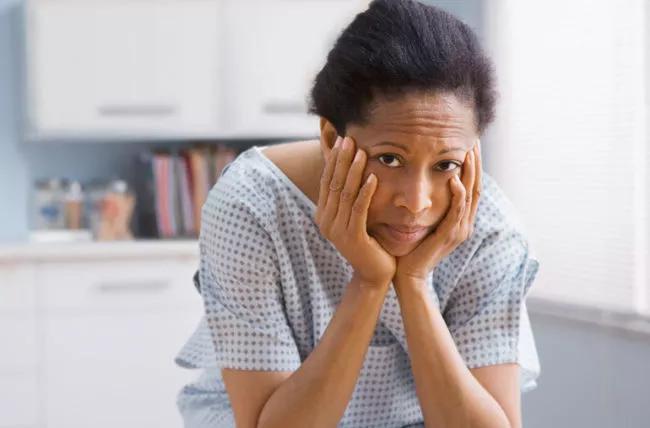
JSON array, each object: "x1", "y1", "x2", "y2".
[{"x1": 343, "y1": 91, "x2": 479, "y2": 257}]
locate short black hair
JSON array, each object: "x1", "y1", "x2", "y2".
[{"x1": 308, "y1": 0, "x2": 496, "y2": 135}]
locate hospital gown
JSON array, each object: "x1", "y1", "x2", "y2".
[{"x1": 174, "y1": 145, "x2": 541, "y2": 427}]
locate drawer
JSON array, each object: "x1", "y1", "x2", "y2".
[
  {"x1": 36, "y1": 258, "x2": 201, "y2": 312},
  {"x1": 0, "y1": 372, "x2": 38, "y2": 427}
]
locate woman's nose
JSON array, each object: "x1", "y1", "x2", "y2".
[{"x1": 393, "y1": 179, "x2": 433, "y2": 214}]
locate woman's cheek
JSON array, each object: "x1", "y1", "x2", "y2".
[
  {"x1": 431, "y1": 176, "x2": 454, "y2": 215},
  {"x1": 440, "y1": 174, "x2": 455, "y2": 199}
]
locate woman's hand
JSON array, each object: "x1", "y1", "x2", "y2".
[
  {"x1": 315, "y1": 136, "x2": 396, "y2": 288},
  {"x1": 394, "y1": 139, "x2": 482, "y2": 286}
]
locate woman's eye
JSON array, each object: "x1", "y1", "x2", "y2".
[
  {"x1": 376, "y1": 155, "x2": 460, "y2": 172},
  {"x1": 377, "y1": 154, "x2": 402, "y2": 168},
  {"x1": 437, "y1": 161, "x2": 461, "y2": 172}
]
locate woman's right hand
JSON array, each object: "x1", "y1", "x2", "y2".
[{"x1": 315, "y1": 136, "x2": 396, "y2": 288}]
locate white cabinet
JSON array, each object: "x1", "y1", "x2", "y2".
[
  {"x1": 0, "y1": 372, "x2": 39, "y2": 428},
  {"x1": 38, "y1": 259, "x2": 203, "y2": 428},
  {"x1": 25, "y1": 0, "x2": 366, "y2": 140},
  {"x1": 26, "y1": 0, "x2": 222, "y2": 140},
  {"x1": 0, "y1": 263, "x2": 38, "y2": 428},
  {"x1": 0, "y1": 242, "x2": 204, "y2": 428},
  {"x1": 219, "y1": 0, "x2": 363, "y2": 138}
]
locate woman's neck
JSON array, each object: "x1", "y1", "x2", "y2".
[{"x1": 260, "y1": 139, "x2": 324, "y2": 206}]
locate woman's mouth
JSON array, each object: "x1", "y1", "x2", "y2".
[{"x1": 382, "y1": 224, "x2": 430, "y2": 243}]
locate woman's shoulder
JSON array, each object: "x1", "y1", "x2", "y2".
[
  {"x1": 202, "y1": 141, "x2": 318, "y2": 230},
  {"x1": 434, "y1": 171, "x2": 540, "y2": 303},
  {"x1": 474, "y1": 171, "x2": 533, "y2": 242}
]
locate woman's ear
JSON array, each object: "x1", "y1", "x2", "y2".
[{"x1": 319, "y1": 117, "x2": 340, "y2": 158}]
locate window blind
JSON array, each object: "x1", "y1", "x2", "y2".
[{"x1": 483, "y1": 0, "x2": 648, "y2": 314}]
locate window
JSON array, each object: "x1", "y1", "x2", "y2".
[{"x1": 483, "y1": 0, "x2": 649, "y2": 316}]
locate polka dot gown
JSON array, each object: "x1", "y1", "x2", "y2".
[{"x1": 175, "y1": 145, "x2": 541, "y2": 428}]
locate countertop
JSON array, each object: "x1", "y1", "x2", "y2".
[{"x1": 0, "y1": 239, "x2": 199, "y2": 264}]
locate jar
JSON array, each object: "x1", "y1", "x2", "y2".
[
  {"x1": 33, "y1": 178, "x2": 67, "y2": 230},
  {"x1": 87, "y1": 179, "x2": 136, "y2": 241}
]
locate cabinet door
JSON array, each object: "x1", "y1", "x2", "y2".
[
  {"x1": 43, "y1": 311, "x2": 202, "y2": 428},
  {"x1": 28, "y1": 1, "x2": 221, "y2": 139},
  {"x1": 37, "y1": 258, "x2": 204, "y2": 428},
  {"x1": 0, "y1": 372, "x2": 39, "y2": 428},
  {"x1": 0, "y1": 264, "x2": 38, "y2": 428},
  {"x1": 220, "y1": 0, "x2": 364, "y2": 138}
]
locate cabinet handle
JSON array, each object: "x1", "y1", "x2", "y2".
[
  {"x1": 94, "y1": 280, "x2": 171, "y2": 294},
  {"x1": 97, "y1": 105, "x2": 177, "y2": 117},
  {"x1": 262, "y1": 101, "x2": 305, "y2": 115}
]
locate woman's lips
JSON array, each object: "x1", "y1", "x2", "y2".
[{"x1": 382, "y1": 224, "x2": 430, "y2": 243}]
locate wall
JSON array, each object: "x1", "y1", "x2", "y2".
[
  {"x1": 524, "y1": 312, "x2": 650, "y2": 427},
  {"x1": 0, "y1": 0, "x2": 28, "y2": 242}
]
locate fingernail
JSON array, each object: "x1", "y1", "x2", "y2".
[
  {"x1": 334, "y1": 136, "x2": 343, "y2": 148},
  {"x1": 342, "y1": 137, "x2": 352, "y2": 150}
]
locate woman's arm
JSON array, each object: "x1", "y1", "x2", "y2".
[
  {"x1": 222, "y1": 273, "x2": 390, "y2": 428},
  {"x1": 394, "y1": 279, "x2": 517, "y2": 428}
]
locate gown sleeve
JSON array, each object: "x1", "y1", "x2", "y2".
[
  {"x1": 197, "y1": 190, "x2": 302, "y2": 372},
  {"x1": 443, "y1": 229, "x2": 541, "y2": 392}
]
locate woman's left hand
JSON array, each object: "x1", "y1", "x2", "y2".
[{"x1": 394, "y1": 139, "x2": 482, "y2": 286}]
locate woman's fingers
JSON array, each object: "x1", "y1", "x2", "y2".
[
  {"x1": 460, "y1": 147, "x2": 476, "y2": 231},
  {"x1": 335, "y1": 148, "x2": 366, "y2": 229},
  {"x1": 316, "y1": 134, "x2": 375, "y2": 239},
  {"x1": 348, "y1": 173, "x2": 377, "y2": 234},
  {"x1": 320, "y1": 137, "x2": 356, "y2": 232},
  {"x1": 468, "y1": 141, "x2": 482, "y2": 229},
  {"x1": 315, "y1": 136, "x2": 341, "y2": 225},
  {"x1": 437, "y1": 175, "x2": 466, "y2": 241}
]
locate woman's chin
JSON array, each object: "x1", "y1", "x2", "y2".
[{"x1": 374, "y1": 235, "x2": 420, "y2": 257}]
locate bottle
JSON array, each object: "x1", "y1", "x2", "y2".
[{"x1": 64, "y1": 181, "x2": 84, "y2": 230}]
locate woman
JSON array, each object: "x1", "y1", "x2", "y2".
[{"x1": 175, "y1": 1, "x2": 540, "y2": 427}]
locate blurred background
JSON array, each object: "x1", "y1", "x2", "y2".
[{"x1": 0, "y1": 0, "x2": 648, "y2": 427}]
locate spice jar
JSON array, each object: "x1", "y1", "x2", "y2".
[{"x1": 33, "y1": 178, "x2": 67, "y2": 230}]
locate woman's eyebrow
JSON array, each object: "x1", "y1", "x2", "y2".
[
  {"x1": 373, "y1": 141, "x2": 411, "y2": 153},
  {"x1": 373, "y1": 141, "x2": 465, "y2": 155}
]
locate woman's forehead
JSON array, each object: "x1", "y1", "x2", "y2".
[
  {"x1": 351, "y1": 91, "x2": 477, "y2": 152},
  {"x1": 367, "y1": 90, "x2": 474, "y2": 125}
]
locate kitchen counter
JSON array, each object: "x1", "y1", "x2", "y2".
[
  {"x1": 0, "y1": 239, "x2": 199, "y2": 264},
  {"x1": 0, "y1": 239, "x2": 201, "y2": 428}
]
